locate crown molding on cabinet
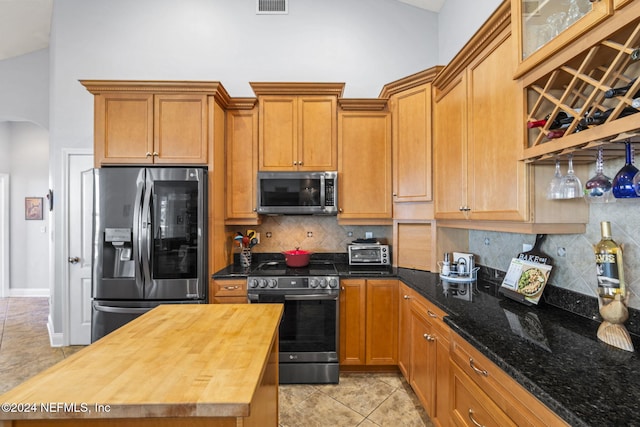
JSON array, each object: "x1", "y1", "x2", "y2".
[
  {"x1": 432, "y1": 0, "x2": 510, "y2": 91},
  {"x1": 378, "y1": 66, "x2": 443, "y2": 98},
  {"x1": 249, "y1": 82, "x2": 345, "y2": 97},
  {"x1": 226, "y1": 98, "x2": 258, "y2": 110},
  {"x1": 337, "y1": 98, "x2": 388, "y2": 111}
]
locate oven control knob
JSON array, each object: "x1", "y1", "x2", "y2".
[
  {"x1": 267, "y1": 279, "x2": 277, "y2": 288},
  {"x1": 319, "y1": 279, "x2": 327, "y2": 288},
  {"x1": 248, "y1": 279, "x2": 259, "y2": 288},
  {"x1": 309, "y1": 279, "x2": 319, "y2": 288},
  {"x1": 328, "y1": 278, "x2": 338, "y2": 288},
  {"x1": 258, "y1": 279, "x2": 267, "y2": 288}
]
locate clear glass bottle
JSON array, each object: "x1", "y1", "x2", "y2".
[{"x1": 594, "y1": 221, "x2": 625, "y2": 299}]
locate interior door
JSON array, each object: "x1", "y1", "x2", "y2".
[{"x1": 68, "y1": 153, "x2": 94, "y2": 345}]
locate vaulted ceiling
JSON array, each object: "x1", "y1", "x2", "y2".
[{"x1": 0, "y1": 0, "x2": 446, "y2": 61}]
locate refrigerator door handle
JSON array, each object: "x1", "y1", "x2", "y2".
[
  {"x1": 93, "y1": 305, "x2": 154, "y2": 315},
  {"x1": 133, "y1": 169, "x2": 145, "y2": 287},
  {"x1": 141, "y1": 173, "x2": 153, "y2": 286}
]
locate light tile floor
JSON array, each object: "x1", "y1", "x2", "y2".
[{"x1": 0, "y1": 297, "x2": 433, "y2": 426}]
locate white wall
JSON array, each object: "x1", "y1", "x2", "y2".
[
  {"x1": 0, "y1": 122, "x2": 49, "y2": 294},
  {"x1": 437, "y1": 0, "x2": 503, "y2": 64},
  {"x1": 0, "y1": 49, "x2": 49, "y2": 128}
]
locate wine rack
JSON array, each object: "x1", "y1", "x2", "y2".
[{"x1": 521, "y1": 8, "x2": 640, "y2": 164}]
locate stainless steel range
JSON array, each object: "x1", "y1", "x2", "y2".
[{"x1": 247, "y1": 260, "x2": 339, "y2": 384}]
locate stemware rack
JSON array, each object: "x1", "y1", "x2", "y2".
[{"x1": 521, "y1": 10, "x2": 640, "y2": 164}]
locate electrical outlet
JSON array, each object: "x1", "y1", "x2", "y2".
[
  {"x1": 307, "y1": 231, "x2": 313, "y2": 237},
  {"x1": 365, "y1": 231, "x2": 373, "y2": 239},
  {"x1": 265, "y1": 232, "x2": 272, "y2": 238},
  {"x1": 557, "y1": 247, "x2": 567, "y2": 257},
  {"x1": 484, "y1": 238, "x2": 490, "y2": 246},
  {"x1": 347, "y1": 231, "x2": 354, "y2": 237}
]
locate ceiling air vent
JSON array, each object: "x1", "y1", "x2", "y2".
[{"x1": 257, "y1": 0, "x2": 288, "y2": 14}]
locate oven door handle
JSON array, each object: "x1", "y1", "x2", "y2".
[{"x1": 284, "y1": 294, "x2": 338, "y2": 301}]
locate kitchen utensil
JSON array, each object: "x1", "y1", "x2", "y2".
[
  {"x1": 516, "y1": 234, "x2": 553, "y2": 267},
  {"x1": 282, "y1": 248, "x2": 313, "y2": 267},
  {"x1": 584, "y1": 147, "x2": 614, "y2": 203}
]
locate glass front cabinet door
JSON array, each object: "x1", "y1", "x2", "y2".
[{"x1": 513, "y1": 0, "x2": 613, "y2": 77}]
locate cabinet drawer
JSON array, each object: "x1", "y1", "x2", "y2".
[
  {"x1": 211, "y1": 279, "x2": 247, "y2": 298},
  {"x1": 450, "y1": 334, "x2": 568, "y2": 427},
  {"x1": 450, "y1": 361, "x2": 516, "y2": 427}
]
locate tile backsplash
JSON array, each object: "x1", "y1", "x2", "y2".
[
  {"x1": 470, "y1": 156, "x2": 640, "y2": 311},
  {"x1": 227, "y1": 216, "x2": 392, "y2": 254}
]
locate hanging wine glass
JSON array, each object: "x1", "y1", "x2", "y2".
[
  {"x1": 584, "y1": 147, "x2": 614, "y2": 203},
  {"x1": 560, "y1": 154, "x2": 582, "y2": 199},
  {"x1": 612, "y1": 141, "x2": 639, "y2": 199},
  {"x1": 546, "y1": 159, "x2": 565, "y2": 199}
]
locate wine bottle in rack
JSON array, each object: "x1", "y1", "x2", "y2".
[
  {"x1": 580, "y1": 106, "x2": 639, "y2": 126},
  {"x1": 527, "y1": 111, "x2": 574, "y2": 129},
  {"x1": 604, "y1": 78, "x2": 638, "y2": 99},
  {"x1": 633, "y1": 98, "x2": 640, "y2": 109},
  {"x1": 632, "y1": 48, "x2": 640, "y2": 61}
]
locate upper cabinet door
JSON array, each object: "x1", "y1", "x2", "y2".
[
  {"x1": 298, "y1": 96, "x2": 337, "y2": 171},
  {"x1": 153, "y1": 94, "x2": 208, "y2": 164},
  {"x1": 259, "y1": 96, "x2": 298, "y2": 170},
  {"x1": 433, "y1": 74, "x2": 467, "y2": 220},
  {"x1": 392, "y1": 83, "x2": 433, "y2": 203},
  {"x1": 94, "y1": 93, "x2": 154, "y2": 166},
  {"x1": 258, "y1": 95, "x2": 337, "y2": 171},
  {"x1": 512, "y1": 0, "x2": 613, "y2": 78}
]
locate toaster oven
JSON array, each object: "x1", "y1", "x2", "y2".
[{"x1": 348, "y1": 244, "x2": 390, "y2": 265}]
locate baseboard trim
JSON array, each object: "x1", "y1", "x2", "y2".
[
  {"x1": 8, "y1": 288, "x2": 50, "y2": 297},
  {"x1": 47, "y1": 314, "x2": 64, "y2": 347}
]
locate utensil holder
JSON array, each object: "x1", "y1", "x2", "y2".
[{"x1": 240, "y1": 248, "x2": 252, "y2": 268}]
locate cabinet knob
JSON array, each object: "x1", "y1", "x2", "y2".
[
  {"x1": 403, "y1": 295, "x2": 411, "y2": 300},
  {"x1": 293, "y1": 161, "x2": 298, "y2": 165},
  {"x1": 299, "y1": 161, "x2": 303, "y2": 166},
  {"x1": 145, "y1": 152, "x2": 152, "y2": 157},
  {"x1": 393, "y1": 193, "x2": 397, "y2": 197},
  {"x1": 423, "y1": 333, "x2": 435, "y2": 342},
  {"x1": 152, "y1": 152, "x2": 159, "y2": 157}
]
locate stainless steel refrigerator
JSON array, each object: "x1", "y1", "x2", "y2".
[{"x1": 91, "y1": 167, "x2": 207, "y2": 342}]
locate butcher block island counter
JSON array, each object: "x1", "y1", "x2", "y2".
[{"x1": 0, "y1": 304, "x2": 283, "y2": 427}]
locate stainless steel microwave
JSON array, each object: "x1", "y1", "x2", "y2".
[{"x1": 257, "y1": 171, "x2": 338, "y2": 215}]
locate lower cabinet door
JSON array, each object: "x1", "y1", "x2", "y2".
[{"x1": 450, "y1": 362, "x2": 516, "y2": 427}]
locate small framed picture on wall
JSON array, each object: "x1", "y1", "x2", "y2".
[{"x1": 25, "y1": 197, "x2": 43, "y2": 220}]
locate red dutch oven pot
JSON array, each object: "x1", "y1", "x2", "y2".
[{"x1": 282, "y1": 247, "x2": 313, "y2": 267}]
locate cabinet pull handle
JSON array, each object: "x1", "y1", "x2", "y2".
[
  {"x1": 152, "y1": 152, "x2": 159, "y2": 157},
  {"x1": 423, "y1": 333, "x2": 435, "y2": 342},
  {"x1": 403, "y1": 295, "x2": 411, "y2": 300},
  {"x1": 293, "y1": 161, "x2": 298, "y2": 165},
  {"x1": 145, "y1": 152, "x2": 152, "y2": 157},
  {"x1": 427, "y1": 309, "x2": 438, "y2": 318},
  {"x1": 468, "y1": 409, "x2": 486, "y2": 427},
  {"x1": 223, "y1": 286, "x2": 239, "y2": 290},
  {"x1": 299, "y1": 161, "x2": 303, "y2": 166},
  {"x1": 469, "y1": 358, "x2": 488, "y2": 376}
]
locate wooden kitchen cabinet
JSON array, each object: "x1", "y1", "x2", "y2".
[
  {"x1": 450, "y1": 333, "x2": 569, "y2": 427},
  {"x1": 398, "y1": 282, "x2": 450, "y2": 427},
  {"x1": 82, "y1": 81, "x2": 213, "y2": 166},
  {"x1": 512, "y1": 0, "x2": 612, "y2": 78},
  {"x1": 434, "y1": 26, "x2": 526, "y2": 223},
  {"x1": 251, "y1": 82, "x2": 344, "y2": 171},
  {"x1": 340, "y1": 279, "x2": 398, "y2": 366},
  {"x1": 433, "y1": 3, "x2": 587, "y2": 234},
  {"x1": 380, "y1": 67, "x2": 442, "y2": 220},
  {"x1": 209, "y1": 279, "x2": 247, "y2": 304},
  {"x1": 225, "y1": 102, "x2": 261, "y2": 224},
  {"x1": 337, "y1": 100, "x2": 392, "y2": 224}
]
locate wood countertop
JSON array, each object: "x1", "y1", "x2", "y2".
[{"x1": 0, "y1": 304, "x2": 283, "y2": 423}]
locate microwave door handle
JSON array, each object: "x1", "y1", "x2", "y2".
[{"x1": 320, "y1": 176, "x2": 326, "y2": 209}]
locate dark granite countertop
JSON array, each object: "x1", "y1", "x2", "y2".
[{"x1": 212, "y1": 259, "x2": 640, "y2": 427}]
